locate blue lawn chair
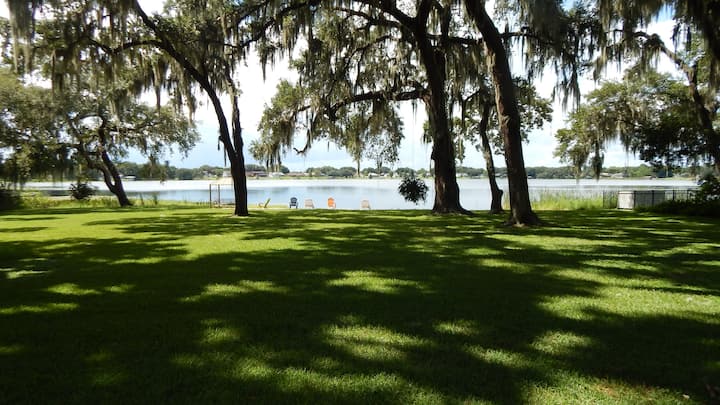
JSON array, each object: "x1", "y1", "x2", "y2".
[{"x1": 289, "y1": 197, "x2": 298, "y2": 209}]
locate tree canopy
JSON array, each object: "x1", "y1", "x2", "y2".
[
  {"x1": 555, "y1": 70, "x2": 719, "y2": 178},
  {"x1": 5, "y1": 0, "x2": 263, "y2": 214},
  {"x1": 0, "y1": 62, "x2": 199, "y2": 204},
  {"x1": 0, "y1": 67, "x2": 72, "y2": 186}
]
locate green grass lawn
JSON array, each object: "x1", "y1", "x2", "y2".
[{"x1": 0, "y1": 207, "x2": 718, "y2": 404}]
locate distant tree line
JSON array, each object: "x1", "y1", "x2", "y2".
[
  {"x1": 514, "y1": 165, "x2": 699, "y2": 179},
  {"x1": 92, "y1": 162, "x2": 290, "y2": 181},
  {"x1": 6, "y1": 160, "x2": 700, "y2": 183}
]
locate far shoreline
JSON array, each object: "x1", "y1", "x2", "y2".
[{"x1": 22, "y1": 176, "x2": 698, "y2": 194}]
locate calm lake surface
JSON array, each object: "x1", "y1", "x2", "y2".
[{"x1": 29, "y1": 178, "x2": 698, "y2": 210}]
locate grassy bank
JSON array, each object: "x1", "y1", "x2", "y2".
[{"x1": 1, "y1": 207, "x2": 718, "y2": 403}]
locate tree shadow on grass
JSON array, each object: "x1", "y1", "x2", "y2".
[
  {"x1": 526, "y1": 211, "x2": 720, "y2": 294},
  {"x1": 0, "y1": 209, "x2": 718, "y2": 403},
  {"x1": 0, "y1": 215, "x2": 61, "y2": 221},
  {"x1": 0, "y1": 226, "x2": 48, "y2": 233}
]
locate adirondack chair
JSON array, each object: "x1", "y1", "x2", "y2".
[
  {"x1": 304, "y1": 199, "x2": 315, "y2": 209},
  {"x1": 360, "y1": 199, "x2": 371, "y2": 209},
  {"x1": 327, "y1": 197, "x2": 336, "y2": 209},
  {"x1": 289, "y1": 197, "x2": 298, "y2": 208}
]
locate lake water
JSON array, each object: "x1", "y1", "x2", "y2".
[{"x1": 28, "y1": 178, "x2": 698, "y2": 210}]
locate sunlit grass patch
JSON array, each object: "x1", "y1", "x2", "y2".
[
  {"x1": 0, "y1": 344, "x2": 24, "y2": 355},
  {"x1": 487, "y1": 233, "x2": 621, "y2": 253},
  {"x1": 597, "y1": 287, "x2": 720, "y2": 318},
  {"x1": 200, "y1": 319, "x2": 244, "y2": 345},
  {"x1": 327, "y1": 270, "x2": 426, "y2": 294},
  {"x1": 47, "y1": 283, "x2": 102, "y2": 296},
  {"x1": 465, "y1": 346, "x2": 531, "y2": 370},
  {"x1": 579, "y1": 258, "x2": 659, "y2": 273},
  {"x1": 0, "y1": 268, "x2": 52, "y2": 279},
  {"x1": 322, "y1": 324, "x2": 431, "y2": 362},
  {"x1": 434, "y1": 319, "x2": 478, "y2": 336},
  {"x1": 103, "y1": 284, "x2": 134, "y2": 293},
  {"x1": 531, "y1": 331, "x2": 593, "y2": 356},
  {"x1": 269, "y1": 368, "x2": 423, "y2": 403},
  {"x1": 526, "y1": 372, "x2": 690, "y2": 404},
  {"x1": 182, "y1": 281, "x2": 289, "y2": 302},
  {"x1": 0, "y1": 302, "x2": 78, "y2": 315}
]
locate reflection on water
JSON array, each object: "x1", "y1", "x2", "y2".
[{"x1": 28, "y1": 178, "x2": 697, "y2": 210}]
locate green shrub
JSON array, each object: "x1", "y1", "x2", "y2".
[
  {"x1": 645, "y1": 199, "x2": 720, "y2": 217},
  {"x1": 0, "y1": 187, "x2": 21, "y2": 211},
  {"x1": 69, "y1": 182, "x2": 96, "y2": 201},
  {"x1": 644, "y1": 175, "x2": 720, "y2": 217},
  {"x1": 695, "y1": 174, "x2": 720, "y2": 202},
  {"x1": 398, "y1": 173, "x2": 429, "y2": 205},
  {"x1": 20, "y1": 193, "x2": 62, "y2": 209}
]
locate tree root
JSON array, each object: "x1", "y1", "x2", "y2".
[
  {"x1": 503, "y1": 211, "x2": 544, "y2": 227},
  {"x1": 431, "y1": 206, "x2": 476, "y2": 216}
]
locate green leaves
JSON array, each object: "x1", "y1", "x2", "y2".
[
  {"x1": 555, "y1": 69, "x2": 717, "y2": 178},
  {"x1": 68, "y1": 181, "x2": 97, "y2": 201},
  {"x1": 398, "y1": 172, "x2": 429, "y2": 205}
]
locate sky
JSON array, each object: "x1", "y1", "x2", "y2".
[{"x1": 1, "y1": 2, "x2": 677, "y2": 171}]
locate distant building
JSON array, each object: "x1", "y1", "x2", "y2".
[{"x1": 246, "y1": 171, "x2": 268, "y2": 178}]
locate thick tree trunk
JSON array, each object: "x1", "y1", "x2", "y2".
[
  {"x1": 99, "y1": 149, "x2": 133, "y2": 207},
  {"x1": 478, "y1": 101, "x2": 504, "y2": 214},
  {"x1": 229, "y1": 85, "x2": 249, "y2": 216},
  {"x1": 206, "y1": 83, "x2": 248, "y2": 216},
  {"x1": 416, "y1": 38, "x2": 469, "y2": 214},
  {"x1": 76, "y1": 132, "x2": 132, "y2": 207},
  {"x1": 688, "y1": 74, "x2": 720, "y2": 171},
  {"x1": 429, "y1": 108, "x2": 467, "y2": 213},
  {"x1": 464, "y1": 2, "x2": 540, "y2": 225}
]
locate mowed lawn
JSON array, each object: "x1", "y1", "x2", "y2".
[{"x1": 0, "y1": 207, "x2": 718, "y2": 404}]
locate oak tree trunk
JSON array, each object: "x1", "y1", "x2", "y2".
[
  {"x1": 207, "y1": 83, "x2": 248, "y2": 216},
  {"x1": 416, "y1": 37, "x2": 469, "y2": 214},
  {"x1": 229, "y1": 86, "x2": 249, "y2": 216},
  {"x1": 478, "y1": 101, "x2": 504, "y2": 214},
  {"x1": 76, "y1": 128, "x2": 132, "y2": 207},
  {"x1": 99, "y1": 149, "x2": 133, "y2": 207},
  {"x1": 464, "y1": 2, "x2": 540, "y2": 225}
]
